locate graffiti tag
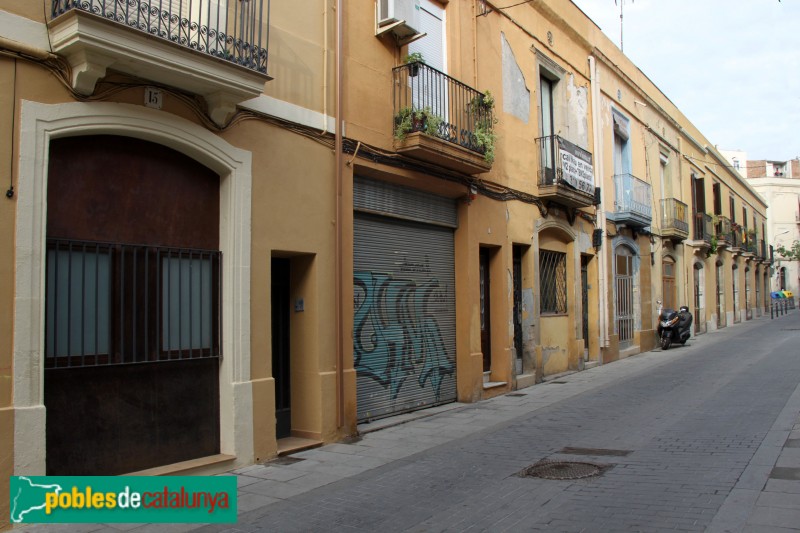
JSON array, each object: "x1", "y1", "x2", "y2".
[{"x1": 353, "y1": 271, "x2": 454, "y2": 401}]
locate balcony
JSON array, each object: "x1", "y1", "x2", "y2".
[
  {"x1": 660, "y1": 198, "x2": 689, "y2": 241},
  {"x1": 714, "y1": 215, "x2": 731, "y2": 248},
  {"x1": 692, "y1": 212, "x2": 712, "y2": 245},
  {"x1": 392, "y1": 62, "x2": 494, "y2": 175},
  {"x1": 729, "y1": 225, "x2": 743, "y2": 252},
  {"x1": 534, "y1": 135, "x2": 596, "y2": 209},
  {"x1": 609, "y1": 173, "x2": 652, "y2": 228},
  {"x1": 743, "y1": 232, "x2": 757, "y2": 256},
  {"x1": 49, "y1": 0, "x2": 271, "y2": 124}
]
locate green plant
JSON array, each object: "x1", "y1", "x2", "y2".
[
  {"x1": 776, "y1": 240, "x2": 800, "y2": 261},
  {"x1": 393, "y1": 107, "x2": 445, "y2": 141},
  {"x1": 707, "y1": 234, "x2": 718, "y2": 257},
  {"x1": 402, "y1": 51, "x2": 425, "y2": 64},
  {"x1": 469, "y1": 90, "x2": 495, "y2": 114},
  {"x1": 467, "y1": 90, "x2": 498, "y2": 164},
  {"x1": 474, "y1": 120, "x2": 497, "y2": 165}
]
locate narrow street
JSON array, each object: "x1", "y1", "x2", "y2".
[{"x1": 191, "y1": 311, "x2": 800, "y2": 533}]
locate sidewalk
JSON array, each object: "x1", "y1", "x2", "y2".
[
  {"x1": 208, "y1": 310, "x2": 799, "y2": 532},
  {"x1": 18, "y1": 309, "x2": 799, "y2": 532}
]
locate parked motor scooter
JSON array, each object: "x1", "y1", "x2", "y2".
[{"x1": 656, "y1": 300, "x2": 693, "y2": 350}]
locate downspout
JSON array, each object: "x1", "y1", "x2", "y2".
[
  {"x1": 334, "y1": 0, "x2": 344, "y2": 428},
  {"x1": 322, "y1": 0, "x2": 328, "y2": 133},
  {"x1": 589, "y1": 55, "x2": 610, "y2": 354}
]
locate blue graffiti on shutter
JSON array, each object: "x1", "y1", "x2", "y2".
[{"x1": 354, "y1": 271, "x2": 454, "y2": 401}]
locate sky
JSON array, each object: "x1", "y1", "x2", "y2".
[{"x1": 570, "y1": 0, "x2": 800, "y2": 162}]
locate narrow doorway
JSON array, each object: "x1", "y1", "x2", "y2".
[
  {"x1": 615, "y1": 247, "x2": 634, "y2": 348},
  {"x1": 271, "y1": 258, "x2": 291, "y2": 439},
  {"x1": 480, "y1": 249, "x2": 491, "y2": 373},
  {"x1": 581, "y1": 255, "x2": 590, "y2": 353},
  {"x1": 512, "y1": 246, "x2": 524, "y2": 374}
]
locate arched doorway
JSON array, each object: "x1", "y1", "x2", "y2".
[
  {"x1": 662, "y1": 256, "x2": 677, "y2": 310},
  {"x1": 693, "y1": 262, "x2": 705, "y2": 334},
  {"x1": 45, "y1": 135, "x2": 221, "y2": 474},
  {"x1": 732, "y1": 263, "x2": 740, "y2": 324},
  {"x1": 716, "y1": 260, "x2": 726, "y2": 328},
  {"x1": 615, "y1": 245, "x2": 635, "y2": 349},
  {"x1": 745, "y1": 266, "x2": 752, "y2": 320}
]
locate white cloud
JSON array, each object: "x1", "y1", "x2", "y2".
[{"x1": 572, "y1": 0, "x2": 800, "y2": 160}]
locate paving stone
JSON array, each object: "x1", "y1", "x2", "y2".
[{"x1": 180, "y1": 314, "x2": 800, "y2": 533}]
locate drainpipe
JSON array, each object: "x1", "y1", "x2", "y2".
[
  {"x1": 322, "y1": 0, "x2": 329, "y2": 133},
  {"x1": 589, "y1": 55, "x2": 610, "y2": 354},
  {"x1": 334, "y1": 0, "x2": 345, "y2": 428}
]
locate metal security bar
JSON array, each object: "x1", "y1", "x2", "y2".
[
  {"x1": 52, "y1": 0, "x2": 270, "y2": 74},
  {"x1": 392, "y1": 62, "x2": 493, "y2": 156},
  {"x1": 661, "y1": 198, "x2": 689, "y2": 234},
  {"x1": 693, "y1": 212, "x2": 712, "y2": 243},
  {"x1": 540, "y1": 250, "x2": 567, "y2": 314},
  {"x1": 45, "y1": 239, "x2": 221, "y2": 368}
]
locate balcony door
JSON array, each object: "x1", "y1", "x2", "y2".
[
  {"x1": 540, "y1": 76, "x2": 556, "y2": 182},
  {"x1": 408, "y1": 0, "x2": 446, "y2": 120}
]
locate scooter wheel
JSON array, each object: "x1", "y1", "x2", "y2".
[{"x1": 661, "y1": 336, "x2": 671, "y2": 350}]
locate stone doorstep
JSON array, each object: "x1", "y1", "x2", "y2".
[{"x1": 128, "y1": 453, "x2": 236, "y2": 476}]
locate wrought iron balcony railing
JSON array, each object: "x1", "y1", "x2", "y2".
[
  {"x1": 715, "y1": 215, "x2": 731, "y2": 243},
  {"x1": 611, "y1": 173, "x2": 652, "y2": 227},
  {"x1": 730, "y1": 226, "x2": 743, "y2": 249},
  {"x1": 660, "y1": 198, "x2": 689, "y2": 237},
  {"x1": 533, "y1": 135, "x2": 595, "y2": 208},
  {"x1": 692, "y1": 212, "x2": 713, "y2": 243},
  {"x1": 744, "y1": 232, "x2": 757, "y2": 254},
  {"x1": 52, "y1": 0, "x2": 270, "y2": 74},
  {"x1": 392, "y1": 62, "x2": 494, "y2": 161}
]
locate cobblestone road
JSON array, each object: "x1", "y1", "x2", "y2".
[
  {"x1": 217, "y1": 314, "x2": 800, "y2": 532},
  {"x1": 21, "y1": 312, "x2": 800, "y2": 533}
]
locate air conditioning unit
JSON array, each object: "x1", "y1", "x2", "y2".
[{"x1": 377, "y1": 0, "x2": 422, "y2": 40}]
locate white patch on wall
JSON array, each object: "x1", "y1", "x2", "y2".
[
  {"x1": 567, "y1": 74, "x2": 589, "y2": 148},
  {"x1": 501, "y1": 33, "x2": 530, "y2": 123}
]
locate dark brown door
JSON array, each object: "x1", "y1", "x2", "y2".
[
  {"x1": 272, "y1": 258, "x2": 291, "y2": 439},
  {"x1": 581, "y1": 256, "x2": 590, "y2": 349},
  {"x1": 513, "y1": 247, "x2": 523, "y2": 368},
  {"x1": 44, "y1": 135, "x2": 221, "y2": 475},
  {"x1": 480, "y1": 249, "x2": 491, "y2": 373}
]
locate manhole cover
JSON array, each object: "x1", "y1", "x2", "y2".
[{"x1": 518, "y1": 460, "x2": 604, "y2": 480}]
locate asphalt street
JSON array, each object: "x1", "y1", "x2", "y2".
[{"x1": 22, "y1": 309, "x2": 800, "y2": 532}]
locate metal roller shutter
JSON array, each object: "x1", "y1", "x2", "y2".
[{"x1": 354, "y1": 178, "x2": 457, "y2": 421}]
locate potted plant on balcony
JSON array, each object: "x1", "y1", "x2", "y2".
[
  {"x1": 402, "y1": 52, "x2": 425, "y2": 77},
  {"x1": 469, "y1": 90, "x2": 498, "y2": 164},
  {"x1": 394, "y1": 106, "x2": 444, "y2": 141}
]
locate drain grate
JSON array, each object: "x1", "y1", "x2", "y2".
[
  {"x1": 558, "y1": 447, "x2": 632, "y2": 457},
  {"x1": 506, "y1": 393, "x2": 527, "y2": 397},
  {"x1": 548, "y1": 381, "x2": 568, "y2": 385},
  {"x1": 518, "y1": 460, "x2": 606, "y2": 480}
]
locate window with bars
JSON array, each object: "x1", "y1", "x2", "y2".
[
  {"x1": 540, "y1": 250, "x2": 567, "y2": 314},
  {"x1": 45, "y1": 239, "x2": 221, "y2": 368}
]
